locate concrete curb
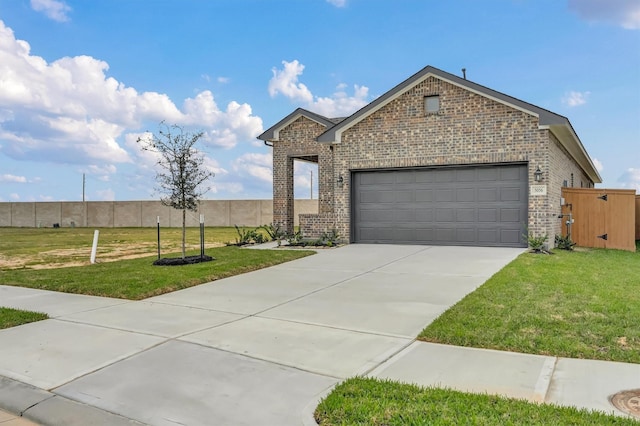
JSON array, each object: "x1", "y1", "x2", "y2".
[
  {"x1": 301, "y1": 382, "x2": 337, "y2": 426},
  {"x1": 0, "y1": 375, "x2": 144, "y2": 426}
]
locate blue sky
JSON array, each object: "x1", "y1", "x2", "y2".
[{"x1": 0, "y1": 0, "x2": 638, "y2": 202}]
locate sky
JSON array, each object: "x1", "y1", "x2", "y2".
[{"x1": 0, "y1": 0, "x2": 638, "y2": 202}]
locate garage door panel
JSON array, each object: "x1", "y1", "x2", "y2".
[
  {"x1": 501, "y1": 229, "x2": 522, "y2": 245},
  {"x1": 478, "y1": 208, "x2": 498, "y2": 223},
  {"x1": 456, "y1": 228, "x2": 476, "y2": 242},
  {"x1": 456, "y1": 188, "x2": 476, "y2": 202},
  {"x1": 435, "y1": 228, "x2": 455, "y2": 242},
  {"x1": 478, "y1": 168, "x2": 499, "y2": 181},
  {"x1": 396, "y1": 172, "x2": 415, "y2": 184},
  {"x1": 436, "y1": 189, "x2": 455, "y2": 202},
  {"x1": 353, "y1": 164, "x2": 527, "y2": 247},
  {"x1": 436, "y1": 169, "x2": 455, "y2": 183},
  {"x1": 478, "y1": 188, "x2": 498, "y2": 202},
  {"x1": 436, "y1": 208, "x2": 455, "y2": 222},
  {"x1": 374, "y1": 173, "x2": 396, "y2": 184},
  {"x1": 395, "y1": 190, "x2": 413, "y2": 202},
  {"x1": 456, "y1": 169, "x2": 476, "y2": 182},
  {"x1": 416, "y1": 190, "x2": 433, "y2": 201},
  {"x1": 478, "y1": 229, "x2": 499, "y2": 244},
  {"x1": 415, "y1": 228, "x2": 434, "y2": 240},
  {"x1": 500, "y1": 208, "x2": 521, "y2": 222},
  {"x1": 415, "y1": 209, "x2": 434, "y2": 222},
  {"x1": 456, "y1": 208, "x2": 476, "y2": 222},
  {"x1": 394, "y1": 210, "x2": 415, "y2": 221},
  {"x1": 361, "y1": 191, "x2": 395, "y2": 203},
  {"x1": 394, "y1": 228, "x2": 416, "y2": 241},
  {"x1": 360, "y1": 210, "x2": 394, "y2": 222},
  {"x1": 415, "y1": 173, "x2": 434, "y2": 183},
  {"x1": 500, "y1": 187, "x2": 522, "y2": 202}
]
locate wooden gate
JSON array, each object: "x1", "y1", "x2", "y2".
[
  {"x1": 561, "y1": 188, "x2": 636, "y2": 252},
  {"x1": 636, "y1": 195, "x2": 640, "y2": 240}
]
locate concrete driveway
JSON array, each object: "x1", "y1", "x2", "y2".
[{"x1": 0, "y1": 244, "x2": 522, "y2": 425}]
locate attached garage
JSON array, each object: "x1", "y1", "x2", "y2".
[{"x1": 352, "y1": 164, "x2": 528, "y2": 247}]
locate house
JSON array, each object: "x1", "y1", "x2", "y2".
[{"x1": 258, "y1": 65, "x2": 601, "y2": 248}]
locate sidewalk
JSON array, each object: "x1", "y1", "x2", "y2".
[
  {"x1": 369, "y1": 341, "x2": 640, "y2": 419},
  {"x1": 0, "y1": 408, "x2": 38, "y2": 425}
]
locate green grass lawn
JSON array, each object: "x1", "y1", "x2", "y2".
[
  {"x1": 315, "y1": 378, "x2": 637, "y2": 425},
  {"x1": 419, "y1": 246, "x2": 640, "y2": 364},
  {"x1": 0, "y1": 307, "x2": 48, "y2": 329},
  {"x1": 0, "y1": 246, "x2": 312, "y2": 299},
  {"x1": 0, "y1": 226, "x2": 247, "y2": 269}
]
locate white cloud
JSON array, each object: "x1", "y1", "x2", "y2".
[
  {"x1": 326, "y1": 0, "x2": 347, "y2": 7},
  {"x1": 210, "y1": 181, "x2": 244, "y2": 195},
  {"x1": 568, "y1": 0, "x2": 640, "y2": 30},
  {"x1": 269, "y1": 60, "x2": 313, "y2": 103},
  {"x1": 183, "y1": 92, "x2": 263, "y2": 149},
  {"x1": 0, "y1": 20, "x2": 263, "y2": 171},
  {"x1": 30, "y1": 0, "x2": 71, "y2": 22},
  {"x1": 312, "y1": 84, "x2": 369, "y2": 117},
  {"x1": 268, "y1": 60, "x2": 370, "y2": 117},
  {"x1": 617, "y1": 168, "x2": 640, "y2": 192},
  {"x1": 96, "y1": 188, "x2": 115, "y2": 201},
  {"x1": 9, "y1": 193, "x2": 19, "y2": 201},
  {"x1": 592, "y1": 158, "x2": 604, "y2": 172},
  {"x1": 0, "y1": 174, "x2": 27, "y2": 183},
  {"x1": 217, "y1": 76, "x2": 230, "y2": 84},
  {"x1": 232, "y1": 152, "x2": 273, "y2": 184},
  {"x1": 39, "y1": 194, "x2": 54, "y2": 201},
  {"x1": 562, "y1": 91, "x2": 590, "y2": 107},
  {"x1": 81, "y1": 164, "x2": 117, "y2": 182}
]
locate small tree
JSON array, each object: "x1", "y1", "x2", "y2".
[{"x1": 138, "y1": 122, "x2": 214, "y2": 259}]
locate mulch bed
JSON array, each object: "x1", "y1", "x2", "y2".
[{"x1": 153, "y1": 255, "x2": 214, "y2": 266}]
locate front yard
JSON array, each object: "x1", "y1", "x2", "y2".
[{"x1": 419, "y1": 246, "x2": 640, "y2": 364}]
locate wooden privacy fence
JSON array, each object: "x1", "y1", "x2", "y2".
[
  {"x1": 561, "y1": 188, "x2": 637, "y2": 252},
  {"x1": 636, "y1": 195, "x2": 640, "y2": 240}
]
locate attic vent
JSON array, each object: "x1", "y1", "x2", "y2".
[{"x1": 425, "y1": 95, "x2": 440, "y2": 114}]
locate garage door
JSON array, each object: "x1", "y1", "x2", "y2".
[{"x1": 352, "y1": 164, "x2": 528, "y2": 247}]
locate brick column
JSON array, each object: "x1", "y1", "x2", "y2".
[{"x1": 273, "y1": 151, "x2": 294, "y2": 234}]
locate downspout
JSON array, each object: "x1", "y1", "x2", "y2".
[{"x1": 264, "y1": 140, "x2": 273, "y2": 147}]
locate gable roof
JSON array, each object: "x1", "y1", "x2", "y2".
[
  {"x1": 258, "y1": 66, "x2": 601, "y2": 183},
  {"x1": 257, "y1": 107, "x2": 336, "y2": 142}
]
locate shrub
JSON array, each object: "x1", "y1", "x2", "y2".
[
  {"x1": 320, "y1": 229, "x2": 340, "y2": 247},
  {"x1": 260, "y1": 223, "x2": 286, "y2": 246},
  {"x1": 233, "y1": 225, "x2": 267, "y2": 245},
  {"x1": 525, "y1": 232, "x2": 549, "y2": 253},
  {"x1": 555, "y1": 234, "x2": 576, "y2": 251}
]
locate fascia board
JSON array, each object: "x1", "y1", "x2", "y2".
[
  {"x1": 260, "y1": 110, "x2": 333, "y2": 142},
  {"x1": 547, "y1": 124, "x2": 602, "y2": 183}
]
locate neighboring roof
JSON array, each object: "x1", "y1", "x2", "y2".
[
  {"x1": 257, "y1": 107, "x2": 336, "y2": 142},
  {"x1": 258, "y1": 66, "x2": 601, "y2": 183}
]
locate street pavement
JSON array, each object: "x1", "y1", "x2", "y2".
[{"x1": 0, "y1": 244, "x2": 637, "y2": 425}]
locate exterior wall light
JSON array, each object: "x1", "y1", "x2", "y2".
[
  {"x1": 534, "y1": 167, "x2": 543, "y2": 183},
  {"x1": 337, "y1": 175, "x2": 344, "y2": 188}
]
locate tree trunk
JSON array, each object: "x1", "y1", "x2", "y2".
[{"x1": 181, "y1": 208, "x2": 186, "y2": 259}]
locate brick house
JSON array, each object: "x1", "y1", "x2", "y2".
[{"x1": 258, "y1": 65, "x2": 601, "y2": 248}]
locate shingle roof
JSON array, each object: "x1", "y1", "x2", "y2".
[{"x1": 258, "y1": 65, "x2": 601, "y2": 183}]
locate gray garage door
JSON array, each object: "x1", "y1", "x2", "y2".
[{"x1": 352, "y1": 164, "x2": 528, "y2": 247}]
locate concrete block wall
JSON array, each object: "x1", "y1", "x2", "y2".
[{"x1": 0, "y1": 200, "x2": 318, "y2": 228}]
